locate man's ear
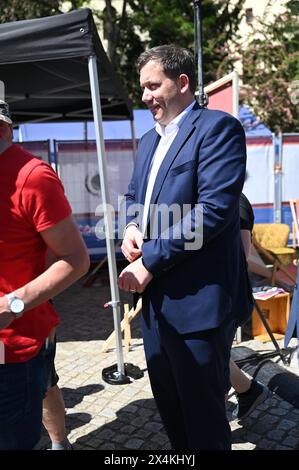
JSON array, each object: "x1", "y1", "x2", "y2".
[{"x1": 179, "y1": 74, "x2": 190, "y2": 94}]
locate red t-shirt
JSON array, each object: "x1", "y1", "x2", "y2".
[{"x1": 0, "y1": 144, "x2": 72, "y2": 363}]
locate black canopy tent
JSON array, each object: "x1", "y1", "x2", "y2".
[
  {"x1": 0, "y1": 8, "x2": 132, "y2": 382},
  {"x1": 0, "y1": 8, "x2": 132, "y2": 123}
]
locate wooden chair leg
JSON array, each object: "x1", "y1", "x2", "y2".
[
  {"x1": 124, "y1": 304, "x2": 131, "y2": 353},
  {"x1": 101, "y1": 298, "x2": 142, "y2": 353},
  {"x1": 292, "y1": 222, "x2": 296, "y2": 250}
]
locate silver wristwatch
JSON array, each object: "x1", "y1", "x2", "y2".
[{"x1": 5, "y1": 293, "x2": 25, "y2": 319}]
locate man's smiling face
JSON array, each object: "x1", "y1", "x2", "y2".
[{"x1": 140, "y1": 60, "x2": 187, "y2": 126}]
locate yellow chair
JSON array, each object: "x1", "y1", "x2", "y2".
[
  {"x1": 253, "y1": 223, "x2": 296, "y2": 265},
  {"x1": 252, "y1": 224, "x2": 297, "y2": 289}
]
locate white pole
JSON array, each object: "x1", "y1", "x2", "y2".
[
  {"x1": 130, "y1": 118, "x2": 137, "y2": 163},
  {"x1": 274, "y1": 132, "x2": 282, "y2": 223},
  {"x1": 88, "y1": 55, "x2": 125, "y2": 376},
  {"x1": 232, "y1": 71, "x2": 239, "y2": 119}
]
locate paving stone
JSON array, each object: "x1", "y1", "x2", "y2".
[
  {"x1": 280, "y1": 401, "x2": 293, "y2": 410},
  {"x1": 96, "y1": 428, "x2": 115, "y2": 439},
  {"x1": 133, "y1": 429, "x2": 153, "y2": 439},
  {"x1": 144, "y1": 421, "x2": 164, "y2": 432},
  {"x1": 124, "y1": 438, "x2": 144, "y2": 449},
  {"x1": 149, "y1": 431, "x2": 169, "y2": 445},
  {"x1": 98, "y1": 442, "x2": 116, "y2": 450},
  {"x1": 86, "y1": 438, "x2": 102, "y2": 448},
  {"x1": 283, "y1": 435, "x2": 299, "y2": 447},
  {"x1": 258, "y1": 438, "x2": 276, "y2": 449},
  {"x1": 120, "y1": 424, "x2": 136, "y2": 435},
  {"x1": 277, "y1": 419, "x2": 297, "y2": 430},
  {"x1": 44, "y1": 279, "x2": 299, "y2": 452},
  {"x1": 131, "y1": 416, "x2": 149, "y2": 427},
  {"x1": 118, "y1": 412, "x2": 136, "y2": 424},
  {"x1": 100, "y1": 408, "x2": 117, "y2": 419},
  {"x1": 109, "y1": 401, "x2": 124, "y2": 411},
  {"x1": 254, "y1": 401, "x2": 271, "y2": 411},
  {"x1": 112, "y1": 433, "x2": 129, "y2": 444},
  {"x1": 244, "y1": 431, "x2": 263, "y2": 442},
  {"x1": 250, "y1": 410, "x2": 261, "y2": 418},
  {"x1": 288, "y1": 428, "x2": 299, "y2": 438},
  {"x1": 267, "y1": 429, "x2": 286, "y2": 441},
  {"x1": 141, "y1": 441, "x2": 161, "y2": 450},
  {"x1": 258, "y1": 413, "x2": 279, "y2": 425},
  {"x1": 90, "y1": 415, "x2": 107, "y2": 426},
  {"x1": 125, "y1": 404, "x2": 138, "y2": 413},
  {"x1": 137, "y1": 407, "x2": 154, "y2": 418},
  {"x1": 269, "y1": 407, "x2": 290, "y2": 416},
  {"x1": 259, "y1": 414, "x2": 282, "y2": 427}
]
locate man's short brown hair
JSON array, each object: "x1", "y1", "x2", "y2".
[{"x1": 137, "y1": 45, "x2": 196, "y2": 94}]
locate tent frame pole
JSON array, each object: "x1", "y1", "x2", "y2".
[
  {"x1": 130, "y1": 118, "x2": 137, "y2": 163},
  {"x1": 88, "y1": 55, "x2": 126, "y2": 381},
  {"x1": 194, "y1": 0, "x2": 208, "y2": 107}
]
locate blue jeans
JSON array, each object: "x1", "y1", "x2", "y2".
[{"x1": 0, "y1": 347, "x2": 46, "y2": 450}]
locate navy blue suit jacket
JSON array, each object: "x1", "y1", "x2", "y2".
[{"x1": 125, "y1": 103, "x2": 253, "y2": 334}]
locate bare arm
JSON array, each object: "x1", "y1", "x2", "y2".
[
  {"x1": 0, "y1": 215, "x2": 90, "y2": 328},
  {"x1": 241, "y1": 229, "x2": 251, "y2": 261}
]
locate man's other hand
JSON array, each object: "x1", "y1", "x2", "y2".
[{"x1": 118, "y1": 258, "x2": 153, "y2": 293}]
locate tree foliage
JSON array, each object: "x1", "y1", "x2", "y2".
[
  {"x1": 0, "y1": 0, "x2": 87, "y2": 22},
  {"x1": 0, "y1": 0, "x2": 245, "y2": 106},
  {"x1": 99, "y1": 0, "x2": 245, "y2": 105},
  {"x1": 3, "y1": 0, "x2": 297, "y2": 133},
  {"x1": 240, "y1": 0, "x2": 299, "y2": 133},
  {"x1": 0, "y1": 0, "x2": 62, "y2": 21}
]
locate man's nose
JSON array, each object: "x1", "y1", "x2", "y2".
[{"x1": 142, "y1": 89, "x2": 153, "y2": 104}]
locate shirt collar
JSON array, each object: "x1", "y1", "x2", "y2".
[{"x1": 155, "y1": 100, "x2": 196, "y2": 137}]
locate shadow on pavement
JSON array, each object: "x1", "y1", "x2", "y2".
[
  {"x1": 74, "y1": 398, "x2": 170, "y2": 450},
  {"x1": 53, "y1": 273, "x2": 142, "y2": 343},
  {"x1": 61, "y1": 384, "x2": 105, "y2": 409}
]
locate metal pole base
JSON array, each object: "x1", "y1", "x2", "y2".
[{"x1": 102, "y1": 363, "x2": 144, "y2": 385}]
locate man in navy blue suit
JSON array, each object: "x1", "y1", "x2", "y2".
[{"x1": 118, "y1": 45, "x2": 252, "y2": 449}]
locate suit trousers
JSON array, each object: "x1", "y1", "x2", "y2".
[{"x1": 141, "y1": 309, "x2": 236, "y2": 450}]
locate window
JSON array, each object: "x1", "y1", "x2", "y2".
[{"x1": 245, "y1": 8, "x2": 254, "y2": 24}]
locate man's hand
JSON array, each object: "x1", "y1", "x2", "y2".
[
  {"x1": 118, "y1": 257, "x2": 153, "y2": 293},
  {"x1": 0, "y1": 296, "x2": 14, "y2": 330},
  {"x1": 121, "y1": 225, "x2": 143, "y2": 263}
]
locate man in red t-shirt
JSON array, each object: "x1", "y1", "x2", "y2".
[{"x1": 0, "y1": 100, "x2": 90, "y2": 449}]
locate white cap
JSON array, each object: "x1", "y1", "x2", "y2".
[{"x1": 0, "y1": 100, "x2": 12, "y2": 125}]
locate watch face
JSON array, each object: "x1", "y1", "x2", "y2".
[{"x1": 11, "y1": 298, "x2": 24, "y2": 314}]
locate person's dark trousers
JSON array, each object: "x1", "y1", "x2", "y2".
[
  {"x1": 141, "y1": 309, "x2": 235, "y2": 450},
  {"x1": 0, "y1": 346, "x2": 45, "y2": 450}
]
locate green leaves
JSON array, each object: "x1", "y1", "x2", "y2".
[
  {"x1": 4, "y1": 0, "x2": 296, "y2": 133},
  {"x1": 0, "y1": 0, "x2": 62, "y2": 22},
  {"x1": 240, "y1": 0, "x2": 299, "y2": 132},
  {"x1": 100, "y1": 0, "x2": 244, "y2": 105}
]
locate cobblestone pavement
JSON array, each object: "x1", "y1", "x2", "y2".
[{"x1": 36, "y1": 272, "x2": 299, "y2": 451}]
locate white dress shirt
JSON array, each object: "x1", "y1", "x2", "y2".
[{"x1": 141, "y1": 100, "x2": 196, "y2": 235}]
